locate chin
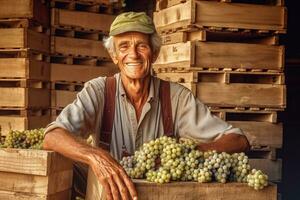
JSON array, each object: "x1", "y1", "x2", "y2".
[{"x1": 124, "y1": 71, "x2": 150, "y2": 80}]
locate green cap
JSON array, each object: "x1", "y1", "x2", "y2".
[{"x1": 109, "y1": 12, "x2": 155, "y2": 36}]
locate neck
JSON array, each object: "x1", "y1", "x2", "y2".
[{"x1": 120, "y1": 74, "x2": 151, "y2": 121}]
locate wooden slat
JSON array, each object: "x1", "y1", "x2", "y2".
[
  {"x1": 154, "y1": 41, "x2": 284, "y2": 71},
  {"x1": 0, "y1": 170, "x2": 72, "y2": 195},
  {"x1": 0, "y1": 149, "x2": 73, "y2": 176},
  {"x1": 154, "y1": 0, "x2": 286, "y2": 33},
  {"x1": 51, "y1": 8, "x2": 115, "y2": 33},
  {"x1": 0, "y1": 189, "x2": 71, "y2": 200},
  {"x1": 160, "y1": 30, "x2": 279, "y2": 46},
  {"x1": 0, "y1": 28, "x2": 49, "y2": 53},
  {"x1": 86, "y1": 168, "x2": 276, "y2": 200},
  {"x1": 0, "y1": 0, "x2": 49, "y2": 27},
  {"x1": 196, "y1": 82, "x2": 286, "y2": 108},
  {"x1": 211, "y1": 109, "x2": 278, "y2": 123},
  {"x1": 134, "y1": 180, "x2": 277, "y2": 200},
  {"x1": 0, "y1": 115, "x2": 51, "y2": 137},
  {"x1": 51, "y1": 90, "x2": 77, "y2": 108},
  {"x1": 230, "y1": 121, "x2": 282, "y2": 148},
  {"x1": 51, "y1": 36, "x2": 110, "y2": 59},
  {"x1": 50, "y1": 63, "x2": 119, "y2": 82},
  {"x1": 249, "y1": 159, "x2": 282, "y2": 182},
  {"x1": 0, "y1": 58, "x2": 49, "y2": 80},
  {"x1": 0, "y1": 88, "x2": 50, "y2": 108}
]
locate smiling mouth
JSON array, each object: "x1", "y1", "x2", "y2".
[{"x1": 125, "y1": 62, "x2": 143, "y2": 66}]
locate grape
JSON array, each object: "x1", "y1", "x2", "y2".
[
  {"x1": 119, "y1": 136, "x2": 269, "y2": 190},
  {"x1": 247, "y1": 169, "x2": 268, "y2": 190},
  {"x1": 0, "y1": 128, "x2": 45, "y2": 149}
]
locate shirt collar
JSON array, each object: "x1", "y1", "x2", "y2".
[{"x1": 115, "y1": 73, "x2": 158, "y2": 103}]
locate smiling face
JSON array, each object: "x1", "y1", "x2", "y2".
[{"x1": 111, "y1": 32, "x2": 155, "y2": 80}]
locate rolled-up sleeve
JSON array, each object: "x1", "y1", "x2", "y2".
[
  {"x1": 175, "y1": 86, "x2": 243, "y2": 143},
  {"x1": 45, "y1": 77, "x2": 105, "y2": 138}
]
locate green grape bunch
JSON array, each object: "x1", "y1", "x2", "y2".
[
  {"x1": 119, "y1": 136, "x2": 269, "y2": 190},
  {"x1": 0, "y1": 128, "x2": 45, "y2": 149}
]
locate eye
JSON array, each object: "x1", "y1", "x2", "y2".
[
  {"x1": 137, "y1": 43, "x2": 150, "y2": 50},
  {"x1": 119, "y1": 44, "x2": 129, "y2": 51}
]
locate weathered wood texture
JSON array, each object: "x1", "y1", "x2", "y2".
[
  {"x1": 156, "y1": 0, "x2": 285, "y2": 10},
  {"x1": 134, "y1": 180, "x2": 277, "y2": 200},
  {"x1": 196, "y1": 82, "x2": 286, "y2": 108},
  {"x1": 50, "y1": 63, "x2": 119, "y2": 82},
  {"x1": 0, "y1": 88, "x2": 50, "y2": 108},
  {"x1": 0, "y1": 0, "x2": 49, "y2": 27},
  {"x1": 230, "y1": 121, "x2": 282, "y2": 148},
  {"x1": 160, "y1": 30, "x2": 279, "y2": 45},
  {"x1": 157, "y1": 75, "x2": 286, "y2": 108},
  {"x1": 0, "y1": 189, "x2": 71, "y2": 200},
  {"x1": 154, "y1": 41, "x2": 284, "y2": 71},
  {"x1": 51, "y1": 90, "x2": 77, "y2": 108},
  {"x1": 0, "y1": 149, "x2": 73, "y2": 176},
  {"x1": 0, "y1": 58, "x2": 49, "y2": 80},
  {"x1": 249, "y1": 159, "x2": 282, "y2": 181},
  {"x1": 0, "y1": 28, "x2": 49, "y2": 53},
  {"x1": 154, "y1": 0, "x2": 287, "y2": 33},
  {"x1": 0, "y1": 170, "x2": 72, "y2": 195},
  {"x1": 51, "y1": 36, "x2": 110, "y2": 59},
  {"x1": 0, "y1": 115, "x2": 51, "y2": 136},
  {"x1": 51, "y1": 8, "x2": 115, "y2": 33},
  {"x1": 86, "y1": 170, "x2": 277, "y2": 200},
  {"x1": 211, "y1": 108, "x2": 278, "y2": 123},
  {"x1": 0, "y1": 149, "x2": 73, "y2": 199}
]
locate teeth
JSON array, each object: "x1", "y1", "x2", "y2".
[{"x1": 126, "y1": 63, "x2": 142, "y2": 66}]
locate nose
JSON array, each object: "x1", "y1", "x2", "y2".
[{"x1": 128, "y1": 46, "x2": 139, "y2": 59}]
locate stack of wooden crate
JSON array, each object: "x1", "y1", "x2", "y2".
[
  {"x1": 49, "y1": 0, "x2": 121, "y2": 120},
  {"x1": 0, "y1": 148, "x2": 73, "y2": 199},
  {"x1": 0, "y1": 0, "x2": 51, "y2": 137},
  {"x1": 153, "y1": 0, "x2": 286, "y2": 184}
]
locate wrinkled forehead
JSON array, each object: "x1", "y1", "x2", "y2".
[{"x1": 113, "y1": 31, "x2": 151, "y2": 45}]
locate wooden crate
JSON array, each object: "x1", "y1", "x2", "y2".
[
  {"x1": 0, "y1": 149, "x2": 73, "y2": 199},
  {"x1": 0, "y1": 28, "x2": 49, "y2": 53},
  {"x1": 157, "y1": 73, "x2": 286, "y2": 109},
  {"x1": 0, "y1": 88, "x2": 50, "y2": 108},
  {"x1": 51, "y1": 90, "x2": 77, "y2": 109},
  {"x1": 154, "y1": 0, "x2": 287, "y2": 33},
  {"x1": 230, "y1": 121, "x2": 282, "y2": 149},
  {"x1": 51, "y1": 36, "x2": 110, "y2": 59},
  {"x1": 86, "y1": 170, "x2": 276, "y2": 200},
  {"x1": 133, "y1": 180, "x2": 277, "y2": 200},
  {"x1": 210, "y1": 108, "x2": 279, "y2": 123},
  {"x1": 0, "y1": 115, "x2": 51, "y2": 137},
  {"x1": 51, "y1": 63, "x2": 119, "y2": 82},
  {"x1": 50, "y1": 0, "x2": 116, "y2": 14},
  {"x1": 156, "y1": 0, "x2": 285, "y2": 11},
  {"x1": 154, "y1": 41, "x2": 284, "y2": 71},
  {"x1": 160, "y1": 29, "x2": 279, "y2": 46},
  {"x1": 51, "y1": 8, "x2": 115, "y2": 34},
  {"x1": 0, "y1": 0, "x2": 49, "y2": 28},
  {"x1": 0, "y1": 58, "x2": 49, "y2": 80}
]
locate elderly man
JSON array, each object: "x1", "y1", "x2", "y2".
[{"x1": 43, "y1": 12, "x2": 250, "y2": 200}]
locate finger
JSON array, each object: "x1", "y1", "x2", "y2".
[
  {"x1": 113, "y1": 173, "x2": 129, "y2": 200},
  {"x1": 108, "y1": 177, "x2": 120, "y2": 200},
  {"x1": 101, "y1": 181, "x2": 113, "y2": 200},
  {"x1": 119, "y1": 170, "x2": 138, "y2": 200}
]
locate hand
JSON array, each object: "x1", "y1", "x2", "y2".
[{"x1": 89, "y1": 149, "x2": 137, "y2": 200}]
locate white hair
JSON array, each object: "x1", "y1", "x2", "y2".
[{"x1": 103, "y1": 32, "x2": 162, "y2": 57}]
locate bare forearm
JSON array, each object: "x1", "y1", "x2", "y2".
[
  {"x1": 43, "y1": 127, "x2": 138, "y2": 199},
  {"x1": 197, "y1": 133, "x2": 250, "y2": 154},
  {"x1": 43, "y1": 128, "x2": 96, "y2": 165}
]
